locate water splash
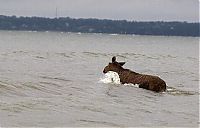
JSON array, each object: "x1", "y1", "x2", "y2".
[
  {"x1": 99, "y1": 71, "x2": 121, "y2": 84},
  {"x1": 99, "y1": 71, "x2": 139, "y2": 88},
  {"x1": 124, "y1": 83, "x2": 139, "y2": 88}
]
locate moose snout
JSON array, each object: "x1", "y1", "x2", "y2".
[{"x1": 103, "y1": 69, "x2": 106, "y2": 73}]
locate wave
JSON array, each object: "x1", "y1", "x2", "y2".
[
  {"x1": 1, "y1": 50, "x2": 180, "y2": 62},
  {"x1": 165, "y1": 86, "x2": 198, "y2": 96},
  {"x1": 109, "y1": 33, "x2": 118, "y2": 36}
]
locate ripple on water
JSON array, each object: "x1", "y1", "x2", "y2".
[
  {"x1": 78, "y1": 119, "x2": 122, "y2": 127},
  {"x1": 0, "y1": 98, "x2": 51, "y2": 113},
  {"x1": 0, "y1": 81, "x2": 27, "y2": 96},
  {"x1": 166, "y1": 87, "x2": 198, "y2": 96}
]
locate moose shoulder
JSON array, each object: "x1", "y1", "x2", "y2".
[{"x1": 103, "y1": 56, "x2": 166, "y2": 92}]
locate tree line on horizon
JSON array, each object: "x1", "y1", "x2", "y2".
[{"x1": 0, "y1": 15, "x2": 199, "y2": 37}]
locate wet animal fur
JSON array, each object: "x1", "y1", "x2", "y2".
[{"x1": 103, "y1": 56, "x2": 166, "y2": 92}]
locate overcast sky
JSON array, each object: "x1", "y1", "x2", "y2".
[{"x1": 0, "y1": 0, "x2": 199, "y2": 22}]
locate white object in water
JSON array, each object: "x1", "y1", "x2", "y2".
[
  {"x1": 99, "y1": 71, "x2": 121, "y2": 84},
  {"x1": 99, "y1": 71, "x2": 140, "y2": 88}
]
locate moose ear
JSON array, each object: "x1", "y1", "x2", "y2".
[
  {"x1": 112, "y1": 56, "x2": 116, "y2": 63},
  {"x1": 119, "y1": 62, "x2": 126, "y2": 66}
]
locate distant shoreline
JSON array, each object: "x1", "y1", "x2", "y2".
[{"x1": 0, "y1": 15, "x2": 199, "y2": 37}]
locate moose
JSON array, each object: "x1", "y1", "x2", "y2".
[{"x1": 103, "y1": 56, "x2": 166, "y2": 92}]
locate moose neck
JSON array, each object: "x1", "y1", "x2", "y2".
[
  {"x1": 113, "y1": 66, "x2": 124, "y2": 75},
  {"x1": 116, "y1": 67, "x2": 139, "y2": 78}
]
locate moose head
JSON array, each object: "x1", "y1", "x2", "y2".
[{"x1": 103, "y1": 56, "x2": 126, "y2": 73}]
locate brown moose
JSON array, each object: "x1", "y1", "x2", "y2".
[{"x1": 103, "y1": 56, "x2": 166, "y2": 92}]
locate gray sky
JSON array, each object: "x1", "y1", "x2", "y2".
[{"x1": 0, "y1": 0, "x2": 199, "y2": 22}]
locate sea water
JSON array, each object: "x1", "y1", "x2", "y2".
[{"x1": 0, "y1": 31, "x2": 199, "y2": 127}]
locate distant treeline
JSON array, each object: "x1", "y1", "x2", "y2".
[{"x1": 0, "y1": 15, "x2": 199, "y2": 37}]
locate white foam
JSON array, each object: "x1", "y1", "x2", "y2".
[
  {"x1": 124, "y1": 83, "x2": 139, "y2": 88},
  {"x1": 109, "y1": 33, "x2": 118, "y2": 36},
  {"x1": 99, "y1": 71, "x2": 121, "y2": 84},
  {"x1": 166, "y1": 88, "x2": 173, "y2": 91},
  {"x1": 99, "y1": 71, "x2": 139, "y2": 88}
]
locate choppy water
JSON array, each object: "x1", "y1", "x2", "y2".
[{"x1": 0, "y1": 31, "x2": 199, "y2": 127}]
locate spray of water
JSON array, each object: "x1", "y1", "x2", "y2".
[
  {"x1": 99, "y1": 71, "x2": 121, "y2": 84},
  {"x1": 99, "y1": 71, "x2": 139, "y2": 88}
]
